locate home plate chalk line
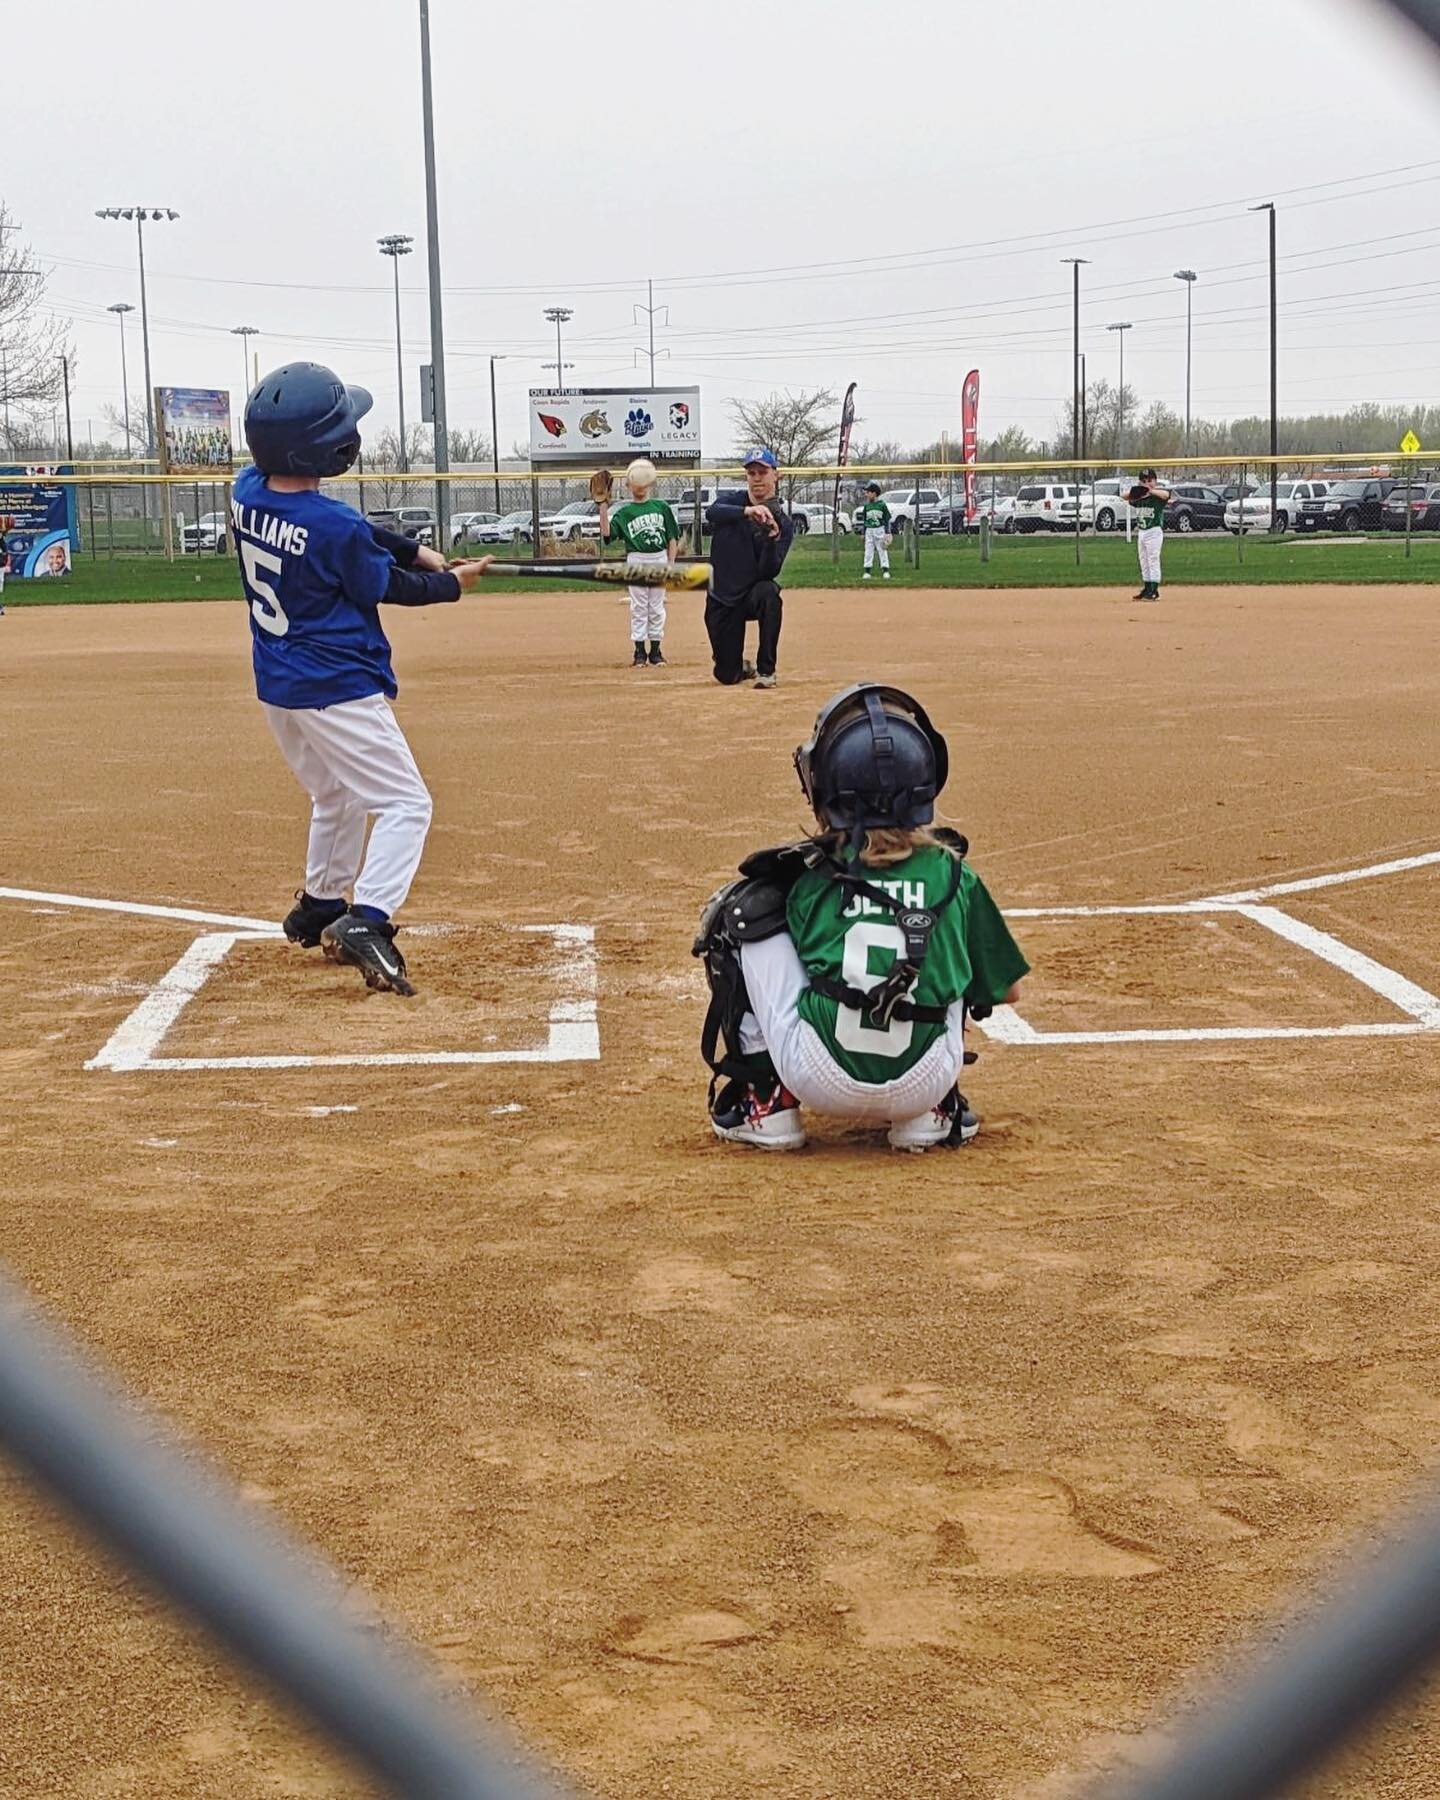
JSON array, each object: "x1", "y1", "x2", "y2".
[{"x1": 5, "y1": 848, "x2": 1440, "y2": 1062}]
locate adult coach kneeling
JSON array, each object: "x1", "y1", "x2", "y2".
[{"x1": 705, "y1": 447, "x2": 794, "y2": 689}]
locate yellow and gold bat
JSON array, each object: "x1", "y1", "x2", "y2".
[{"x1": 479, "y1": 559, "x2": 710, "y2": 590}]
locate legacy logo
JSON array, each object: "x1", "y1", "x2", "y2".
[{"x1": 668, "y1": 402, "x2": 690, "y2": 431}]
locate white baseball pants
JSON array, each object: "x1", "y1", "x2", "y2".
[
  {"x1": 1137, "y1": 526, "x2": 1164, "y2": 584},
  {"x1": 262, "y1": 692, "x2": 432, "y2": 919},
  {"x1": 862, "y1": 526, "x2": 890, "y2": 572},
  {"x1": 627, "y1": 548, "x2": 669, "y2": 641},
  {"x1": 737, "y1": 932, "x2": 967, "y2": 1123}
]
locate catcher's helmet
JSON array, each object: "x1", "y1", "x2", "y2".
[
  {"x1": 794, "y1": 683, "x2": 949, "y2": 833},
  {"x1": 244, "y1": 362, "x2": 373, "y2": 477}
]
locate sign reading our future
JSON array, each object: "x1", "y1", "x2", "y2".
[{"x1": 527, "y1": 387, "x2": 702, "y2": 466}]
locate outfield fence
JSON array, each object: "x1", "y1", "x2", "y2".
[{"x1": 24, "y1": 450, "x2": 1438, "y2": 569}]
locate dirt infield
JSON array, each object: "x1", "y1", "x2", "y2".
[{"x1": 5, "y1": 584, "x2": 1440, "y2": 1797}]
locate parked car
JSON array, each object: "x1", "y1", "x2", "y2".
[
  {"x1": 1218, "y1": 481, "x2": 1261, "y2": 505},
  {"x1": 1296, "y1": 478, "x2": 1396, "y2": 533},
  {"x1": 1013, "y1": 483, "x2": 1082, "y2": 532},
  {"x1": 544, "y1": 500, "x2": 602, "y2": 542},
  {"x1": 1382, "y1": 483, "x2": 1440, "y2": 531},
  {"x1": 474, "y1": 510, "x2": 534, "y2": 544},
  {"x1": 367, "y1": 506, "x2": 436, "y2": 546},
  {"x1": 1223, "y1": 480, "x2": 1328, "y2": 534},
  {"x1": 790, "y1": 503, "x2": 852, "y2": 535},
  {"x1": 1164, "y1": 484, "x2": 1229, "y2": 533},
  {"x1": 1088, "y1": 479, "x2": 1132, "y2": 532},
  {"x1": 450, "y1": 509, "x2": 501, "y2": 547},
  {"x1": 881, "y1": 486, "x2": 947, "y2": 532},
  {"x1": 181, "y1": 510, "x2": 228, "y2": 553},
  {"x1": 982, "y1": 493, "x2": 1019, "y2": 533}
]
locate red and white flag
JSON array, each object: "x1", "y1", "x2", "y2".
[{"x1": 961, "y1": 369, "x2": 980, "y2": 521}]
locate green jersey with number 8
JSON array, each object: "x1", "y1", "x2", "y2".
[{"x1": 788, "y1": 844, "x2": 1029, "y2": 1084}]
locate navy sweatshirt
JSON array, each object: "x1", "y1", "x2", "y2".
[{"x1": 704, "y1": 490, "x2": 794, "y2": 605}]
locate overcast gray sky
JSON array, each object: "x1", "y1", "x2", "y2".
[{"x1": 6, "y1": 0, "x2": 1440, "y2": 456}]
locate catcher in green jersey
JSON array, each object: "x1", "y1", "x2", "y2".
[
  {"x1": 594, "y1": 459, "x2": 679, "y2": 665},
  {"x1": 1127, "y1": 467, "x2": 1171, "y2": 601},
  {"x1": 693, "y1": 684, "x2": 1028, "y2": 1152}
]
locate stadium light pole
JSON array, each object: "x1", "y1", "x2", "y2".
[
  {"x1": 1250, "y1": 202, "x2": 1278, "y2": 483},
  {"x1": 106, "y1": 303, "x2": 135, "y2": 455},
  {"x1": 377, "y1": 235, "x2": 414, "y2": 473},
  {"x1": 1107, "y1": 322, "x2": 1133, "y2": 460},
  {"x1": 489, "y1": 355, "x2": 505, "y2": 513},
  {"x1": 543, "y1": 308, "x2": 573, "y2": 387},
  {"x1": 1174, "y1": 271, "x2": 1197, "y2": 458},
  {"x1": 230, "y1": 326, "x2": 259, "y2": 407},
  {"x1": 1061, "y1": 258, "x2": 1088, "y2": 463},
  {"x1": 417, "y1": 0, "x2": 450, "y2": 541},
  {"x1": 95, "y1": 208, "x2": 177, "y2": 457}
]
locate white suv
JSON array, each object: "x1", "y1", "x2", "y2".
[
  {"x1": 1013, "y1": 483, "x2": 1081, "y2": 532},
  {"x1": 1223, "y1": 480, "x2": 1326, "y2": 534},
  {"x1": 882, "y1": 486, "x2": 945, "y2": 531}
]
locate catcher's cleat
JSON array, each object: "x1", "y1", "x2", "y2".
[
  {"x1": 321, "y1": 913, "x2": 416, "y2": 996},
  {"x1": 888, "y1": 1087, "x2": 979, "y2": 1153},
  {"x1": 632, "y1": 642, "x2": 648, "y2": 667},
  {"x1": 754, "y1": 672, "x2": 777, "y2": 689},
  {"x1": 282, "y1": 890, "x2": 348, "y2": 949},
  {"x1": 711, "y1": 1079, "x2": 806, "y2": 1151},
  {"x1": 648, "y1": 642, "x2": 666, "y2": 665}
]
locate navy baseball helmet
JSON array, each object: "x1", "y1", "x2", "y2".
[
  {"x1": 244, "y1": 362, "x2": 373, "y2": 477},
  {"x1": 795, "y1": 683, "x2": 949, "y2": 833}
]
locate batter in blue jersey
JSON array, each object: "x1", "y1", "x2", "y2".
[{"x1": 236, "y1": 362, "x2": 491, "y2": 996}]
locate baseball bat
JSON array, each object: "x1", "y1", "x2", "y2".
[{"x1": 474, "y1": 560, "x2": 710, "y2": 591}]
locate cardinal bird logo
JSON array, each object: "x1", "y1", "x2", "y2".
[{"x1": 536, "y1": 412, "x2": 567, "y2": 439}]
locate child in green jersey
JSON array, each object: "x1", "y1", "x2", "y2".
[
  {"x1": 856, "y1": 480, "x2": 892, "y2": 579},
  {"x1": 598, "y1": 457, "x2": 680, "y2": 666},
  {"x1": 694, "y1": 683, "x2": 1028, "y2": 1151},
  {"x1": 1128, "y1": 467, "x2": 1171, "y2": 601}
]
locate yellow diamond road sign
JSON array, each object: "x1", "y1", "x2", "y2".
[{"x1": 1401, "y1": 430, "x2": 1421, "y2": 455}]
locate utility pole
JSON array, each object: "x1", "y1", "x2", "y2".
[
  {"x1": 418, "y1": 0, "x2": 450, "y2": 542},
  {"x1": 1107, "y1": 322, "x2": 1133, "y2": 460},
  {"x1": 633, "y1": 280, "x2": 669, "y2": 385},
  {"x1": 59, "y1": 355, "x2": 74, "y2": 461},
  {"x1": 1249, "y1": 203, "x2": 1278, "y2": 482},
  {"x1": 1174, "y1": 270, "x2": 1197, "y2": 458},
  {"x1": 489, "y1": 355, "x2": 505, "y2": 513},
  {"x1": 1061, "y1": 258, "x2": 1089, "y2": 462}
]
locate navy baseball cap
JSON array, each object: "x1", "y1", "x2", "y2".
[{"x1": 742, "y1": 446, "x2": 778, "y2": 469}]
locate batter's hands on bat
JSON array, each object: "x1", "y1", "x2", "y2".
[
  {"x1": 448, "y1": 556, "x2": 493, "y2": 592},
  {"x1": 414, "y1": 544, "x2": 448, "y2": 572}
]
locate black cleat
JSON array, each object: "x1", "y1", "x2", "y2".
[
  {"x1": 632, "y1": 643, "x2": 648, "y2": 667},
  {"x1": 282, "y1": 890, "x2": 348, "y2": 948},
  {"x1": 321, "y1": 913, "x2": 416, "y2": 996},
  {"x1": 648, "y1": 642, "x2": 666, "y2": 665}
]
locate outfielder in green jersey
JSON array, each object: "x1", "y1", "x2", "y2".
[
  {"x1": 694, "y1": 683, "x2": 1028, "y2": 1152},
  {"x1": 857, "y1": 479, "x2": 892, "y2": 579},
  {"x1": 598, "y1": 458, "x2": 679, "y2": 666},
  {"x1": 1128, "y1": 467, "x2": 1172, "y2": 602}
]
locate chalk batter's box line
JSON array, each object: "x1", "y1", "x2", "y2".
[
  {"x1": 980, "y1": 900, "x2": 1440, "y2": 1047},
  {"x1": 82, "y1": 926, "x2": 598, "y2": 1074}
]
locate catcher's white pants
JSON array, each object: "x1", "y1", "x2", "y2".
[
  {"x1": 862, "y1": 526, "x2": 890, "y2": 572},
  {"x1": 737, "y1": 932, "x2": 967, "y2": 1123},
  {"x1": 262, "y1": 693, "x2": 432, "y2": 918},
  {"x1": 1137, "y1": 526, "x2": 1164, "y2": 584},
  {"x1": 627, "y1": 548, "x2": 668, "y2": 641}
]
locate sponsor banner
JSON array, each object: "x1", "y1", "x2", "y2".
[
  {"x1": 154, "y1": 387, "x2": 233, "y2": 473},
  {"x1": 832, "y1": 380, "x2": 857, "y2": 518},
  {"x1": 961, "y1": 368, "x2": 980, "y2": 521},
  {"x1": 528, "y1": 386, "x2": 701, "y2": 464},
  {"x1": 0, "y1": 465, "x2": 77, "y2": 579}
]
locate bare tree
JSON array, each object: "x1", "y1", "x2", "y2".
[
  {"x1": 102, "y1": 393, "x2": 152, "y2": 457},
  {"x1": 445, "y1": 427, "x2": 493, "y2": 465},
  {"x1": 0, "y1": 205, "x2": 71, "y2": 455},
  {"x1": 729, "y1": 387, "x2": 839, "y2": 502}
]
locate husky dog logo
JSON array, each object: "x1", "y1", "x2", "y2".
[
  {"x1": 536, "y1": 412, "x2": 567, "y2": 439},
  {"x1": 669, "y1": 402, "x2": 690, "y2": 431},
  {"x1": 579, "y1": 408, "x2": 609, "y2": 439},
  {"x1": 624, "y1": 406, "x2": 653, "y2": 440}
]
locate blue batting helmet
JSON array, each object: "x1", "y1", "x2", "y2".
[{"x1": 244, "y1": 362, "x2": 373, "y2": 477}]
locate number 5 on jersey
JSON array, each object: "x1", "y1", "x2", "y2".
[{"x1": 241, "y1": 541, "x2": 289, "y2": 637}]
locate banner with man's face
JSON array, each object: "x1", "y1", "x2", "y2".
[{"x1": 0, "y1": 466, "x2": 76, "y2": 578}]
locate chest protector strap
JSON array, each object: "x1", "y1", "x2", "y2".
[{"x1": 809, "y1": 850, "x2": 966, "y2": 1030}]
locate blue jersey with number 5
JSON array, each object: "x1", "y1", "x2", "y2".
[{"x1": 232, "y1": 465, "x2": 398, "y2": 710}]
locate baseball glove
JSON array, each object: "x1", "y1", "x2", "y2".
[
  {"x1": 588, "y1": 468, "x2": 614, "y2": 502},
  {"x1": 1126, "y1": 484, "x2": 1150, "y2": 506}
]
